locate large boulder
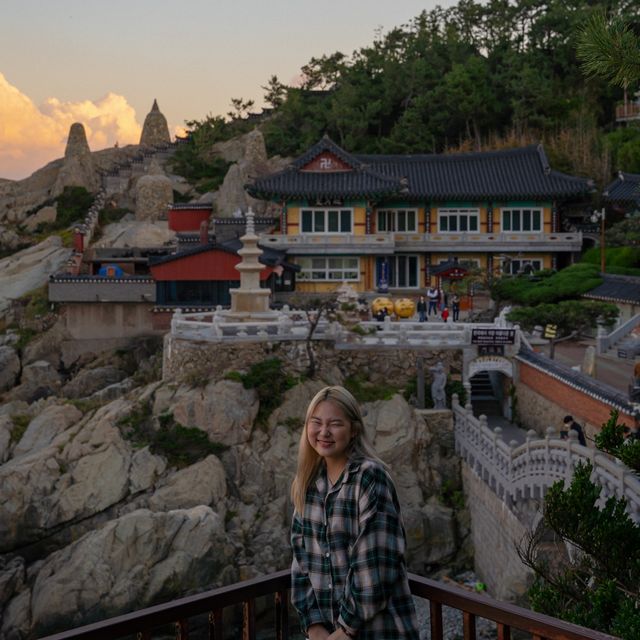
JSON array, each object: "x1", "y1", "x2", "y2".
[
  {"x1": 0, "y1": 397, "x2": 134, "y2": 552},
  {"x1": 135, "y1": 159, "x2": 173, "y2": 221},
  {"x1": 0, "y1": 236, "x2": 71, "y2": 320},
  {"x1": 61, "y1": 366, "x2": 127, "y2": 399},
  {"x1": 52, "y1": 123, "x2": 99, "y2": 196},
  {"x1": 29, "y1": 507, "x2": 231, "y2": 636},
  {"x1": 9, "y1": 360, "x2": 62, "y2": 403},
  {"x1": 0, "y1": 345, "x2": 20, "y2": 392},
  {"x1": 170, "y1": 379, "x2": 258, "y2": 446},
  {"x1": 22, "y1": 205, "x2": 57, "y2": 232},
  {"x1": 149, "y1": 454, "x2": 226, "y2": 512},
  {"x1": 12, "y1": 404, "x2": 82, "y2": 459}
]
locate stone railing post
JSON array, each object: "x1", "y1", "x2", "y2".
[{"x1": 171, "y1": 308, "x2": 182, "y2": 335}]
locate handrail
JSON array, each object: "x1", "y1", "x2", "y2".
[
  {"x1": 596, "y1": 312, "x2": 640, "y2": 354},
  {"x1": 37, "y1": 570, "x2": 618, "y2": 640},
  {"x1": 453, "y1": 397, "x2": 640, "y2": 522}
]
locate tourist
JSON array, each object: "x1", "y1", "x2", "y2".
[
  {"x1": 417, "y1": 295, "x2": 427, "y2": 322},
  {"x1": 451, "y1": 294, "x2": 460, "y2": 322},
  {"x1": 441, "y1": 307, "x2": 449, "y2": 323},
  {"x1": 290, "y1": 386, "x2": 419, "y2": 640},
  {"x1": 561, "y1": 415, "x2": 587, "y2": 446},
  {"x1": 427, "y1": 286, "x2": 438, "y2": 316}
]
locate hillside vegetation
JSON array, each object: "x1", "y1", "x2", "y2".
[{"x1": 179, "y1": 0, "x2": 639, "y2": 190}]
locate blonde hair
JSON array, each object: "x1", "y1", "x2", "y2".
[{"x1": 290, "y1": 385, "x2": 383, "y2": 514}]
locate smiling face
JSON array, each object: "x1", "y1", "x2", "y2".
[{"x1": 306, "y1": 399, "x2": 353, "y2": 473}]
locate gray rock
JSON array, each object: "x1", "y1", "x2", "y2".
[
  {"x1": 12, "y1": 404, "x2": 82, "y2": 459},
  {"x1": 0, "y1": 588, "x2": 31, "y2": 639},
  {"x1": 149, "y1": 454, "x2": 226, "y2": 512},
  {"x1": 129, "y1": 446, "x2": 167, "y2": 494},
  {"x1": 61, "y1": 366, "x2": 127, "y2": 399},
  {"x1": 22, "y1": 205, "x2": 57, "y2": 232},
  {"x1": 30, "y1": 507, "x2": 230, "y2": 635},
  {"x1": 171, "y1": 379, "x2": 258, "y2": 446},
  {"x1": 0, "y1": 415, "x2": 12, "y2": 463},
  {"x1": 0, "y1": 345, "x2": 20, "y2": 392}
]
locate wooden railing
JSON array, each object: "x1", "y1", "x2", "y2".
[{"x1": 38, "y1": 569, "x2": 618, "y2": 640}]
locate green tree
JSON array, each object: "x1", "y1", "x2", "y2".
[
  {"x1": 262, "y1": 75, "x2": 287, "y2": 108},
  {"x1": 507, "y1": 299, "x2": 618, "y2": 338},
  {"x1": 227, "y1": 97, "x2": 255, "y2": 121},
  {"x1": 577, "y1": 10, "x2": 640, "y2": 109},
  {"x1": 519, "y1": 461, "x2": 640, "y2": 638}
]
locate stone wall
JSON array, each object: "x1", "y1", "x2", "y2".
[
  {"x1": 63, "y1": 302, "x2": 161, "y2": 340},
  {"x1": 515, "y1": 361, "x2": 636, "y2": 439},
  {"x1": 163, "y1": 335, "x2": 462, "y2": 388},
  {"x1": 462, "y1": 463, "x2": 533, "y2": 602}
]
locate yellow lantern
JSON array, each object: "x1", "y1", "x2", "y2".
[
  {"x1": 372, "y1": 297, "x2": 394, "y2": 317},
  {"x1": 394, "y1": 298, "x2": 415, "y2": 318}
]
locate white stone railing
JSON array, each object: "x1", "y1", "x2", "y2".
[
  {"x1": 453, "y1": 396, "x2": 640, "y2": 522},
  {"x1": 597, "y1": 312, "x2": 640, "y2": 355},
  {"x1": 169, "y1": 307, "x2": 517, "y2": 349}
]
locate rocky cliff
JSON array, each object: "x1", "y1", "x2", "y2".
[{"x1": 0, "y1": 324, "x2": 471, "y2": 639}]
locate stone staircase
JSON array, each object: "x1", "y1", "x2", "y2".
[{"x1": 470, "y1": 371, "x2": 501, "y2": 417}]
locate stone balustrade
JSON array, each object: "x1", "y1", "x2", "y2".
[
  {"x1": 453, "y1": 396, "x2": 640, "y2": 522},
  {"x1": 169, "y1": 307, "x2": 514, "y2": 350}
]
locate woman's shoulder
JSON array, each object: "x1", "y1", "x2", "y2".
[{"x1": 352, "y1": 457, "x2": 394, "y2": 486}]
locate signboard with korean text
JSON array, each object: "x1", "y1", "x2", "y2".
[{"x1": 471, "y1": 328, "x2": 516, "y2": 345}]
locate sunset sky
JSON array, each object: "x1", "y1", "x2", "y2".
[{"x1": 0, "y1": 0, "x2": 458, "y2": 181}]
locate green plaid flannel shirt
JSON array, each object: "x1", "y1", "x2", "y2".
[{"x1": 291, "y1": 457, "x2": 419, "y2": 639}]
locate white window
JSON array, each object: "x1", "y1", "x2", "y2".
[
  {"x1": 377, "y1": 255, "x2": 420, "y2": 288},
  {"x1": 300, "y1": 208, "x2": 353, "y2": 234},
  {"x1": 438, "y1": 208, "x2": 479, "y2": 232},
  {"x1": 297, "y1": 257, "x2": 360, "y2": 281},
  {"x1": 377, "y1": 209, "x2": 417, "y2": 232},
  {"x1": 501, "y1": 208, "x2": 542, "y2": 232},
  {"x1": 501, "y1": 258, "x2": 543, "y2": 275}
]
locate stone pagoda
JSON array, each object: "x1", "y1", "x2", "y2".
[{"x1": 228, "y1": 208, "x2": 273, "y2": 317}]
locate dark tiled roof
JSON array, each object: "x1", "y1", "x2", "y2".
[
  {"x1": 516, "y1": 348, "x2": 634, "y2": 413},
  {"x1": 583, "y1": 273, "x2": 640, "y2": 304},
  {"x1": 603, "y1": 172, "x2": 640, "y2": 205},
  {"x1": 247, "y1": 136, "x2": 404, "y2": 200},
  {"x1": 247, "y1": 137, "x2": 594, "y2": 202},
  {"x1": 148, "y1": 241, "x2": 298, "y2": 270}
]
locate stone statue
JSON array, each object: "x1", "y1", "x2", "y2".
[{"x1": 430, "y1": 361, "x2": 447, "y2": 409}]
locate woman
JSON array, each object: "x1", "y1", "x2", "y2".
[{"x1": 290, "y1": 386, "x2": 419, "y2": 639}]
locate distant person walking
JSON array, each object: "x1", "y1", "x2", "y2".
[
  {"x1": 561, "y1": 415, "x2": 587, "y2": 446},
  {"x1": 427, "y1": 287, "x2": 438, "y2": 316},
  {"x1": 417, "y1": 295, "x2": 427, "y2": 322},
  {"x1": 451, "y1": 294, "x2": 460, "y2": 322}
]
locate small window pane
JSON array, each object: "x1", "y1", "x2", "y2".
[
  {"x1": 503, "y1": 211, "x2": 510, "y2": 231},
  {"x1": 449, "y1": 216, "x2": 457, "y2": 231},
  {"x1": 512, "y1": 210, "x2": 521, "y2": 231},
  {"x1": 398, "y1": 210, "x2": 406, "y2": 231},
  {"x1": 533, "y1": 210, "x2": 541, "y2": 230},
  {"x1": 328, "y1": 211, "x2": 339, "y2": 232},
  {"x1": 440, "y1": 216, "x2": 448, "y2": 231},
  {"x1": 340, "y1": 211, "x2": 351, "y2": 232},
  {"x1": 460, "y1": 216, "x2": 468, "y2": 231},
  {"x1": 378, "y1": 212, "x2": 386, "y2": 232},
  {"x1": 407, "y1": 210, "x2": 416, "y2": 231},
  {"x1": 302, "y1": 211, "x2": 312, "y2": 233},
  {"x1": 470, "y1": 216, "x2": 478, "y2": 231},
  {"x1": 314, "y1": 211, "x2": 325, "y2": 232},
  {"x1": 523, "y1": 210, "x2": 531, "y2": 231},
  {"x1": 312, "y1": 258, "x2": 325, "y2": 269}
]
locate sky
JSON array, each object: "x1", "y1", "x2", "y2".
[{"x1": 0, "y1": 0, "x2": 459, "y2": 181}]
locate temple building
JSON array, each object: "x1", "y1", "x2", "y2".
[{"x1": 246, "y1": 136, "x2": 593, "y2": 295}]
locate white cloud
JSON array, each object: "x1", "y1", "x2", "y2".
[{"x1": 0, "y1": 73, "x2": 142, "y2": 180}]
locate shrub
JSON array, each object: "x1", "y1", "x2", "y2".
[
  {"x1": 233, "y1": 358, "x2": 298, "y2": 427},
  {"x1": 344, "y1": 374, "x2": 398, "y2": 403},
  {"x1": 10, "y1": 415, "x2": 30, "y2": 444},
  {"x1": 117, "y1": 404, "x2": 227, "y2": 468}
]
